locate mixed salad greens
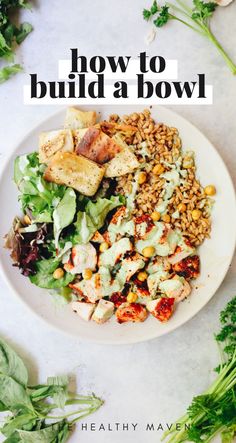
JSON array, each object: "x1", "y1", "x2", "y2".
[
  {"x1": 0, "y1": 337, "x2": 103, "y2": 442},
  {"x1": 7, "y1": 151, "x2": 123, "y2": 290},
  {"x1": 162, "y1": 296, "x2": 236, "y2": 443},
  {"x1": 0, "y1": 0, "x2": 33, "y2": 83}
]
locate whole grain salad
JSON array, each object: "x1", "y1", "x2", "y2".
[{"x1": 5, "y1": 107, "x2": 216, "y2": 325}]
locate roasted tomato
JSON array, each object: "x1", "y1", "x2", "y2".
[
  {"x1": 172, "y1": 255, "x2": 200, "y2": 280},
  {"x1": 110, "y1": 292, "x2": 127, "y2": 308},
  {"x1": 116, "y1": 303, "x2": 148, "y2": 323},
  {"x1": 147, "y1": 297, "x2": 175, "y2": 322}
]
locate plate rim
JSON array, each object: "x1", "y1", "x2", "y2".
[{"x1": 0, "y1": 105, "x2": 236, "y2": 345}]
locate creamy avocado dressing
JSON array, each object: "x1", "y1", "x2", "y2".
[
  {"x1": 100, "y1": 237, "x2": 132, "y2": 267},
  {"x1": 159, "y1": 277, "x2": 183, "y2": 296},
  {"x1": 80, "y1": 213, "x2": 91, "y2": 243},
  {"x1": 147, "y1": 270, "x2": 169, "y2": 297}
]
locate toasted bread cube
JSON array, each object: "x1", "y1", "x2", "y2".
[
  {"x1": 64, "y1": 107, "x2": 97, "y2": 129},
  {"x1": 75, "y1": 127, "x2": 121, "y2": 164},
  {"x1": 39, "y1": 129, "x2": 74, "y2": 164},
  {"x1": 44, "y1": 152, "x2": 105, "y2": 196},
  {"x1": 105, "y1": 146, "x2": 139, "y2": 177},
  {"x1": 71, "y1": 301, "x2": 95, "y2": 321},
  {"x1": 92, "y1": 299, "x2": 114, "y2": 324}
]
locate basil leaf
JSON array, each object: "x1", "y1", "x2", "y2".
[
  {"x1": 53, "y1": 188, "x2": 76, "y2": 249},
  {"x1": 47, "y1": 376, "x2": 69, "y2": 409},
  {"x1": 0, "y1": 374, "x2": 32, "y2": 410},
  {"x1": 2, "y1": 413, "x2": 36, "y2": 437},
  {"x1": 3, "y1": 435, "x2": 21, "y2": 443},
  {"x1": 29, "y1": 259, "x2": 74, "y2": 289},
  {"x1": 0, "y1": 338, "x2": 28, "y2": 386},
  {"x1": 18, "y1": 420, "x2": 69, "y2": 443}
]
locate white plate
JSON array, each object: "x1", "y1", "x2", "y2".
[{"x1": 0, "y1": 105, "x2": 235, "y2": 344}]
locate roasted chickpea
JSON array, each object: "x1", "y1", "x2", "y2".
[
  {"x1": 138, "y1": 171, "x2": 147, "y2": 185},
  {"x1": 162, "y1": 214, "x2": 171, "y2": 223},
  {"x1": 191, "y1": 209, "x2": 202, "y2": 221},
  {"x1": 99, "y1": 242, "x2": 109, "y2": 252},
  {"x1": 127, "y1": 292, "x2": 138, "y2": 303},
  {"x1": 151, "y1": 211, "x2": 161, "y2": 222},
  {"x1": 142, "y1": 246, "x2": 156, "y2": 258},
  {"x1": 53, "y1": 268, "x2": 64, "y2": 279},
  {"x1": 82, "y1": 269, "x2": 93, "y2": 280},
  {"x1": 178, "y1": 203, "x2": 187, "y2": 213},
  {"x1": 153, "y1": 164, "x2": 164, "y2": 175},
  {"x1": 137, "y1": 271, "x2": 148, "y2": 282},
  {"x1": 204, "y1": 185, "x2": 216, "y2": 196}
]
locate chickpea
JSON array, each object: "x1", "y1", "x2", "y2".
[
  {"x1": 153, "y1": 164, "x2": 164, "y2": 175},
  {"x1": 127, "y1": 292, "x2": 138, "y2": 303},
  {"x1": 191, "y1": 209, "x2": 202, "y2": 221},
  {"x1": 151, "y1": 211, "x2": 161, "y2": 222},
  {"x1": 137, "y1": 271, "x2": 148, "y2": 282},
  {"x1": 99, "y1": 242, "x2": 109, "y2": 252},
  {"x1": 138, "y1": 171, "x2": 147, "y2": 185},
  {"x1": 142, "y1": 246, "x2": 156, "y2": 258},
  {"x1": 162, "y1": 214, "x2": 171, "y2": 223},
  {"x1": 24, "y1": 215, "x2": 31, "y2": 225},
  {"x1": 82, "y1": 268, "x2": 93, "y2": 280},
  {"x1": 178, "y1": 203, "x2": 187, "y2": 213},
  {"x1": 53, "y1": 268, "x2": 64, "y2": 280},
  {"x1": 183, "y1": 156, "x2": 194, "y2": 169},
  {"x1": 204, "y1": 185, "x2": 216, "y2": 196}
]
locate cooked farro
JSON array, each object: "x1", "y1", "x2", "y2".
[{"x1": 110, "y1": 109, "x2": 212, "y2": 246}]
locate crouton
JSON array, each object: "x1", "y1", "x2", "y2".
[
  {"x1": 44, "y1": 151, "x2": 105, "y2": 196},
  {"x1": 104, "y1": 146, "x2": 139, "y2": 177},
  {"x1": 39, "y1": 129, "x2": 74, "y2": 164},
  {"x1": 64, "y1": 107, "x2": 97, "y2": 129},
  {"x1": 75, "y1": 127, "x2": 121, "y2": 164}
]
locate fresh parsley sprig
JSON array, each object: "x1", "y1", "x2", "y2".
[
  {"x1": 0, "y1": 1, "x2": 33, "y2": 83},
  {"x1": 0, "y1": 338, "x2": 104, "y2": 442},
  {"x1": 162, "y1": 296, "x2": 236, "y2": 443},
  {"x1": 143, "y1": 0, "x2": 236, "y2": 74}
]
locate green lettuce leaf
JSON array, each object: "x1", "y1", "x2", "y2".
[
  {"x1": 29, "y1": 259, "x2": 74, "y2": 289},
  {"x1": 53, "y1": 188, "x2": 76, "y2": 250},
  {"x1": 14, "y1": 153, "x2": 66, "y2": 223},
  {"x1": 74, "y1": 196, "x2": 123, "y2": 244}
]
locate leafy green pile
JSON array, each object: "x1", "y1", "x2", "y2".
[
  {"x1": 0, "y1": 337, "x2": 103, "y2": 442},
  {"x1": 143, "y1": 0, "x2": 236, "y2": 75},
  {"x1": 8, "y1": 152, "x2": 123, "y2": 290},
  {"x1": 0, "y1": 0, "x2": 33, "y2": 82},
  {"x1": 162, "y1": 296, "x2": 236, "y2": 443}
]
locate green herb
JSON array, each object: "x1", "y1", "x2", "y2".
[
  {"x1": 0, "y1": 1, "x2": 33, "y2": 83},
  {"x1": 0, "y1": 338, "x2": 103, "y2": 442},
  {"x1": 29, "y1": 258, "x2": 74, "y2": 289},
  {"x1": 143, "y1": 0, "x2": 236, "y2": 74},
  {"x1": 162, "y1": 296, "x2": 236, "y2": 443}
]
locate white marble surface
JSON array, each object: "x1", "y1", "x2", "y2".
[{"x1": 0, "y1": 1, "x2": 236, "y2": 442}]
